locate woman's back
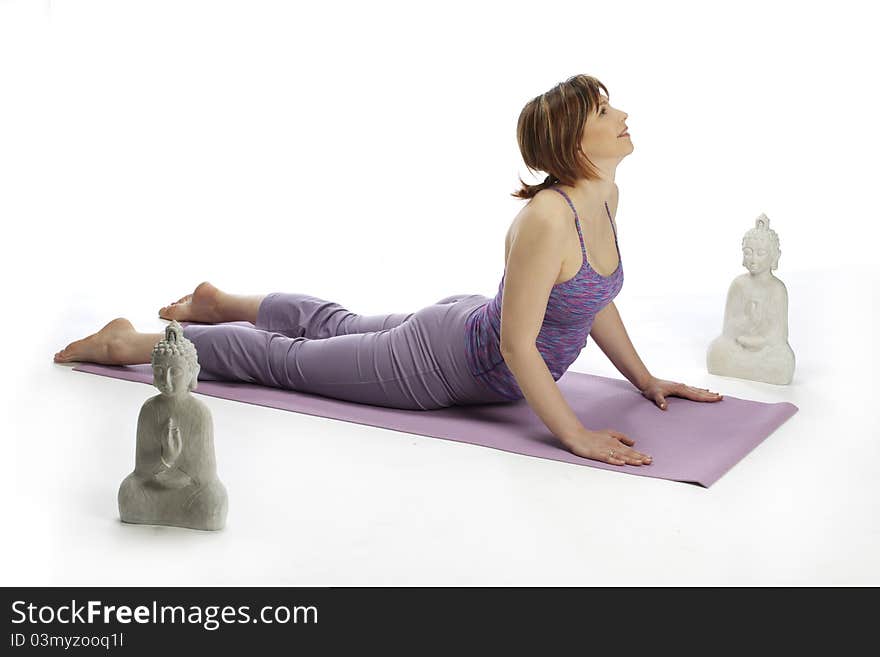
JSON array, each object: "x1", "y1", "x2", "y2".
[{"x1": 464, "y1": 186, "x2": 624, "y2": 400}]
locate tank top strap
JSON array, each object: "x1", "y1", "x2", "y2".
[
  {"x1": 604, "y1": 200, "x2": 622, "y2": 259},
  {"x1": 547, "y1": 187, "x2": 587, "y2": 257}
]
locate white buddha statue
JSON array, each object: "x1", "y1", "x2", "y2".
[
  {"x1": 118, "y1": 321, "x2": 228, "y2": 530},
  {"x1": 707, "y1": 214, "x2": 795, "y2": 385}
]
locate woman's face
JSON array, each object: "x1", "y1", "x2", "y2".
[{"x1": 580, "y1": 95, "x2": 632, "y2": 159}]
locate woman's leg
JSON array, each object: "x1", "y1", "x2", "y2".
[
  {"x1": 254, "y1": 292, "x2": 414, "y2": 338},
  {"x1": 182, "y1": 315, "x2": 454, "y2": 410},
  {"x1": 56, "y1": 282, "x2": 418, "y2": 366},
  {"x1": 54, "y1": 295, "x2": 506, "y2": 409},
  {"x1": 182, "y1": 293, "x2": 506, "y2": 409},
  {"x1": 158, "y1": 282, "x2": 414, "y2": 338}
]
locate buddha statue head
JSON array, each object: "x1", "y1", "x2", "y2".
[
  {"x1": 150, "y1": 321, "x2": 200, "y2": 398},
  {"x1": 741, "y1": 214, "x2": 781, "y2": 276}
]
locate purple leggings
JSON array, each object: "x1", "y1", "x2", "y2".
[{"x1": 181, "y1": 292, "x2": 510, "y2": 410}]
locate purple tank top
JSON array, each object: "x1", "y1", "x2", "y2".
[{"x1": 464, "y1": 186, "x2": 624, "y2": 401}]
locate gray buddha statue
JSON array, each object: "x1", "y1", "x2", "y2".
[
  {"x1": 707, "y1": 214, "x2": 795, "y2": 385},
  {"x1": 118, "y1": 321, "x2": 228, "y2": 530}
]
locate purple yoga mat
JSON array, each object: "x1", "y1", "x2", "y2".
[{"x1": 71, "y1": 361, "x2": 798, "y2": 487}]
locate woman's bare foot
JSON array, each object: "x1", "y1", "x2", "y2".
[
  {"x1": 54, "y1": 318, "x2": 146, "y2": 365},
  {"x1": 158, "y1": 281, "x2": 227, "y2": 323},
  {"x1": 159, "y1": 281, "x2": 265, "y2": 325}
]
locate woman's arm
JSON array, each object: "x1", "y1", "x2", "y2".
[
  {"x1": 500, "y1": 193, "x2": 653, "y2": 465},
  {"x1": 589, "y1": 185, "x2": 653, "y2": 388},
  {"x1": 588, "y1": 301, "x2": 653, "y2": 391},
  {"x1": 501, "y1": 346, "x2": 586, "y2": 446},
  {"x1": 499, "y1": 198, "x2": 590, "y2": 447}
]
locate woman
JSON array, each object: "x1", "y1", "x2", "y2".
[{"x1": 54, "y1": 74, "x2": 723, "y2": 467}]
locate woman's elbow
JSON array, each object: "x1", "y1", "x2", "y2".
[{"x1": 500, "y1": 340, "x2": 536, "y2": 357}]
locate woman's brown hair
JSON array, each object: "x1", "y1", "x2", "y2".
[{"x1": 511, "y1": 74, "x2": 610, "y2": 200}]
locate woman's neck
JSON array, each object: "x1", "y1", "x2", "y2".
[{"x1": 555, "y1": 179, "x2": 617, "y2": 205}]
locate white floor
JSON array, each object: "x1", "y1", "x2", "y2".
[{"x1": 2, "y1": 267, "x2": 878, "y2": 586}]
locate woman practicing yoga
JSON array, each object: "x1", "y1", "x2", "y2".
[{"x1": 54, "y1": 74, "x2": 723, "y2": 467}]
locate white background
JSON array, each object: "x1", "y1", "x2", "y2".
[{"x1": 1, "y1": 0, "x2": 877, "y2": 585}]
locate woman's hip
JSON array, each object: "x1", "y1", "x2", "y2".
[{"x1": 406, "y1": 294, "x2": 507, "y2": 406}]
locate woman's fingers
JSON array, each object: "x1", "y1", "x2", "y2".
[
  {"x1": 613, "y1": 445, "x2": 652, "y2": 466},
  {"x1": 612, "y1": 431, "x2": 635, "y2": 446},
  {"x1": 606, "y1": 432, "x2": 651, "y2": 464},
  {"x1": 595, "y1": 443, "x2": 626, "y2": 465},
  {"x1": 658, "y1": 385, "x2": 724, "y2": 404},
  {"x1": 602, "y1": 451, "x2": 652, "y2": 466},
  {"x1": 627, "y1": 446, "x2": 652, "y2": 462},
  {"x1": 589, "y1": 432, "x2": 652, "y2": 466},
  {"x1": 682, "y1": 385, "x2": 723, "y2": 401}
]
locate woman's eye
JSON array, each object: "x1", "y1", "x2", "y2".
[{"x1": 600, "y1": 107, "x2": 607, "y2": 114}]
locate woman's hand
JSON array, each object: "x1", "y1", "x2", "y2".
[
  {"x1": 562, "y1": 427, "x2": 652, "y2": 466},
  {"x1": 638, "y1": 375, "x2": 723, "y2": 411}
]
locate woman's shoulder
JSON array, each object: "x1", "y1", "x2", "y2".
[
  {"x1": 504, "y1": 191, "x2": 573, "y2": 263},
  {"x1": 509, "y1": 192, "x2": 574, "y2": 245},
  {"x1": 517, "y1": 188, "x2": 574, "y2": 226}
]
